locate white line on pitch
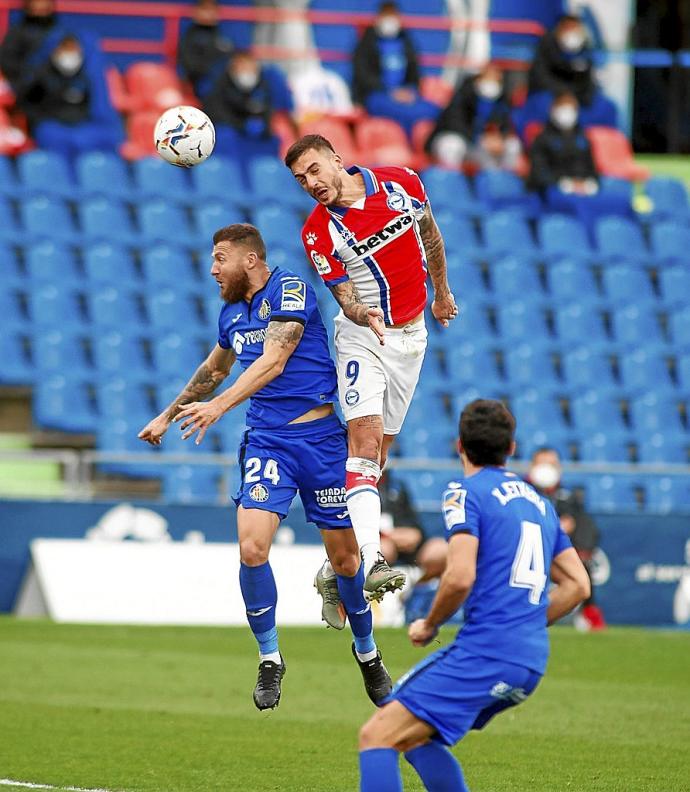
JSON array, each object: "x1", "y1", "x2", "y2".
[{"x1": 0, "y1": 780, "x2": 124, "y2": 792}]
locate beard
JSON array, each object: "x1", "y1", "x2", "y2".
[{"x1": 221, "y1": 269, "x2": 250, "y2": 303}]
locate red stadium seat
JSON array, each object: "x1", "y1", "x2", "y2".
[
  {"x1": 354, "y1": 117, "x2": 416, "y2": 168},
  {"x1": 106, "y1": 66, "x2": 132, "y2": 113},
  {"x1": 124, "y1": 62, "x2": 193, "y2": 113},
  {"x1": 0, "y1": 72, "x2": 15, "y2": 107},
  {"x1": 120, "y1": 110, "x2": 159, "y2": 160},
  {"x1": 586, "y1": 126, "x2": 651, "y2": 181},
  {"x1": 271, "y1": 111, "x2": 298, "y2": 160},
  {"x1": 0, "y1": 107, "x2": 30, "y2": 155},
  {"x1": 419, "y1": 75, "x2": 454, "y2": 107},
  {"x1": 300, "y1": 117, "x2": 360, "y2": 165},
  {"x1": 523, "y1": 121, "x2": 543, "y2": 148},
  {"x1": 411, "y1": 119, "x2": 434, "y2": 170}
]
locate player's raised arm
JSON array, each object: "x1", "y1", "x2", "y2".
[
  {"x1": 330, "y1": 279, "x2": 386, "y2": 345},
  {"x1": 418, "y1": 203, "x2": 458, "y2": 328},
  {"x1": 546, "y1": 547, "x2": 591, "y2": 625},
  {"x1": 138, "y1": 343, "x2": 236, "y2": 446},
  {"x1": 175, "y1": 319, "x2": 305, "y2": 443}
]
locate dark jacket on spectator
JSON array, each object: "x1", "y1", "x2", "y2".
[
  {"x1": 527, "y1": 121, "x2": 597, "y2": 192},
  {"x1": 551, "y1": 487, "x2": 599, "y2": 553},
  {"x1": 352, "y1": 25, "x2": 420, "y2": 105},
  {"x1": 204, "y1": 69, "x2": 273, "y2": 136},
  {"x1": 426, "y1": 76, "x2": 513, "y2": 154},
  {"x1": 0, "y1": 12, "x2": 59, "y2": 90},
  {"x1": 18, "y1": 58, "x2": 91, "y2": 127},
  {"x1": 528, "y1": 30, "x2": 595, "y2": 105},
  {"x1": 178, "y1": 22, "x2": 232, "y2": 95}
]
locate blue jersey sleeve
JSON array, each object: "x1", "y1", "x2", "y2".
[
  {"x1": 554, "y1": 526, "x2": 573, "y2": 556},
  {"x1": 269, "y1": 275, "x2": 314, "y2": 325},
  {"x1": 442, "y1": 482, "x2": 481, "y2": 540},
  {"x1": 217, "y1": 306, "x2": 231, "y2": 349}
]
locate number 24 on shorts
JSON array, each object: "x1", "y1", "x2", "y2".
[{"x1": 244, "y1": 457, "x2": 281, "y2": 485}]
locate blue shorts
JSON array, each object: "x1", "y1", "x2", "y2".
[
  {"x1": 233, "y1": 413, "x2": 352, "y2": 530},
  {"x1": 388, "y1": 642, "x2": 542, "y2": 746}
]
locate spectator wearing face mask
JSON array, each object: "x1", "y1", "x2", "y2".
[
  {"x1": 0, "y1": 0, "x2": 61, "y2": 92},
  {"x1": 17, "y1": 31, "x2": 122, "y2": 157},
  {"x1": 425, "y1": 62, "x2": 521, "y2": 171},
  {"x1": 351, "y1": 1, "x2": 439, "y2": 136},
  {"x1": 525, "y1": 14, "x2": 617, "y2": 129},
  {"x1": 204, "y1": 50, "x2": 281, "y2": 161},
  {"x1": 528, "y1": 447, "x2": 606, "y2": 631},
  {"x1": 526, "y1": 92, "x2": 630, "y2": 227},
  {"x1": 178, "y1": 0, "x2": 234, "y2": 99}
]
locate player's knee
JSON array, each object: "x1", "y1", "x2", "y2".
[
  {"x1": 239, "y1": 537, "x2": 270, "y2": 566},
  {"x1": 359, "y1": 718, "x2": 381, "y2": 750},
  {"x1": 331, "y1": 551, "x2": 360, "y2": 577},
  {"x1": 417, "y1": 537, "x2": 448, "y2": 579}
]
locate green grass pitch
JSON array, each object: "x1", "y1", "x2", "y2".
[{"x1": 1, "y1": 618, "x2": 689, "y2": 792}]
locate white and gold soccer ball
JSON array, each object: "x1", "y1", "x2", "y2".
[{"x1": 154, "y1": 105, "x2": 215, "y2": 168}]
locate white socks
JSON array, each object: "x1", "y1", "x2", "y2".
[{"x1": 346, "y1": 457, "x2": 382, "y2": 575}]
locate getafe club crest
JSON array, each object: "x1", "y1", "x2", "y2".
[
  {"x1": 249, "y1": 483, "x2": 269, "y2": 503},
  {"x1": 258, "y1": 298, "x2": 271, "y2": 320}
]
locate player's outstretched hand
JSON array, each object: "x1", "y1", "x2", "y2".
[
  {"x1": 174, "y1": 399, "x2": 225, "y2": 445},
  {"x1": 367, "y1": 306, "x2": 386, "y2": 346},
  {"x1": 138, "y1": 413, "x2": 171, "y2": 446},
  {"x1": 431, "y1": 292, "x2": 459, "y2": 328},
  {"x1": 408, "y1": 618, "x2": 439, "y2": 648}
]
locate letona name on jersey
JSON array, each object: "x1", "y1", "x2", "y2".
[
  {"x1": 491, "y1": 480, "x2": 546, "y2": 516},
  {"x1": 349, "y1": 213, "x2": 414, "y2": 258}
]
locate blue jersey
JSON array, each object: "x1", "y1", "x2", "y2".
[
  {"x1": 217, "y1": 267, "x2": 337, "y2": 429},
  {"x1": 443, "y1": 467, "x2": 572, "y2": 674}
]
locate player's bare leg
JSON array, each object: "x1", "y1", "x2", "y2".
[{"x1": 237, "y1": 507, "x2": 286, "y2": 711}]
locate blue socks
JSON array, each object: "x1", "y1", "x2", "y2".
[
  {"x1": 405, "y1": 742, "x2": 469, "y2": 791},
  {"x1": 359, "y1": 748, "x2": 402, "y2": 792},
  {"x1": 239, "y1": 561, "x2": 279, "y2": 657},
  {"x1": 336, "y1": 563, "x2": 376, "y2": 655}
]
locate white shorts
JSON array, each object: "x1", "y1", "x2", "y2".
[{"x1": 333, "y1": 312, "x2": 427, "y2": 435}]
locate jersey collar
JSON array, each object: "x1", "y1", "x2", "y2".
[{"x1": 328, "y1": 166, "x2": 378, "y2": 218}]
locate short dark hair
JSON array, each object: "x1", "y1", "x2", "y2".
[
  {"x1": 212, "y1": 223, "x2": 266, "y2": 261},
  {"x1": 284, "y1": 134, "x2": 335, "y2": 169},
  {"x1": 459, "y1": 399, "x2": 515, "y2": 467}
]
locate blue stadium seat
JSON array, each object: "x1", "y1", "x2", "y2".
[
  {"x1": 645, "y1": 477, "x2": 690, "y2": 513},
  {"x1": 24, "y1": 240, "x2": 81, "y2": 286},
  {"x1": 570, "y1": 390, "x2": 627, "y2": 432},
  {"x1": 20, "y1": 195, "x2": 77, "y2": 241},
  {"x1": 80, "y1": 195, "x2": 139, "y2": 243},
  {"x1": 658, "y1": 266, "x2": 690, "y2": 309},
  {"x1": 96, "y1": 417, "x2": 162, "y2": 478},
  {"x1": 83, "y1": 242, "x2": 139, "y2": 284},
  {"x1": 87, "y1": 287, "x2": 145, "y2": 329},
  {"x1": 516, "y1": 428, "x2": 573, "y2": 462},
  {"x1": 138, "y1": 199, "x2": 197, "y2": 246},
  {"x1": 619, "y1": 349, "x2": 674, "y2": 393},
  {"x1": 678, "y1": 352, "x2": 690, "y2": 391},
  {"x1": 27, "y1": 285, "x2": 86, "y2": 329},
  {"x1": 611, "y1": 303, "x2": 664, "y2": 346},
  {"x1": 510, "y1": 388, "x2": 566, "y2": 432},
  {"x1": 190, "y1": 155, "x2": 246, "y2": 202},
  {"x1": 17, "y1": 150, "x2": 74, "y2": 197},
  {"x1": 0, "y1": 197, "x2": 19, "y2": 243},
  {"x1": 561, "y1": 347, "x2": 618, "y2": 392},
  {"x1": 0, "y1": 287, "x2": 28, "y2": 326},
  {"x1": 97, "y1": 378, "x2": 154, "y2": 423},
  {"x1": 445, "y1": 256, "x2": 487, "y2": 295},
  {"x1": 594, "y1": 215, "x2": 649, "y2": 265},
  {"x1": 133, "y1": 156, "x2": 191, "y2": 198},
  {"x1": 0, "y1": 242, "x2": 22, "y2": 287},
  {"x1": 645, "y1": 177, "x2": 690, "y2": 223},
  {"x1": 248, "y1": 157, "x2": 311, "y2": 212},
  {"x1": 33, "y1": 375, "x2": 98, "y2": 433},
  {"x1": 75, "y1": 151, "x2": 133, "y2": 198},
  {"x1": 419, "y1": 167, "x2": 475, "y2": 215},
  {"x1": 490, "y1": 256, "x2": 544, "y2": 300},
  {"x1": 638, "y1": 433, "x2": 688, "y2": 464},
  {"x1": 579, "y1": 431, "x2": 631, "y2": 463},
  {"x1": 481, "y1": 212, "x2": 539, "y2": 258},
  {"x1": 669, "y1": 308, "x2": 690, "y2": 348},
  {"x1": 253, "y1": 204, "x2": 304, "y2": 248},
  {"x1": 503, "y1": 342, "x2": 560, "y2": 387},
  {"x1": 216, "y1": 412, "x2": 248, "y2": 454},
  {"x1": 586, "y1": 475, "x2": 639, "y2": 512},
  {"x1": 194, "y1": 200, "x2": 245, "y2": 241},
  {"x1": 450, "y1": 386, "x2": 506, "y2": 423},
  {"x1": 547, "y1": 258, "x2": 598, "y2": 301},
  {"x1": 141, "y1": 243, "x2": 199, "y2": 287},
  {"x1": 162, "y1": 465, "x2": 223, "y2": 503},
  {"x1": 630, "y1": 391, "x2": 684, "y2": 434},
  {"x1": 496, "y1": 300, "x2": 551, "y2": 341},
  {"x1": 601, "y1": 265, "x2": 655, "y2": 306},
  {"x1": 474, "y1": 170, "x2": 540, "y2": 216},
  {"x1": 148, "y1": 288, "x2": 202, "y2": 328},
  {"x1": 649, "y1": 221, "x2": 690, "y2": 264},
  {"x1": 151, "y1": 333, "x2": 207, "y2": 376},
  {"x1": 444, "y1": 300, "x2": 495, "y2": 340},
  {"x1": 444, "y1": 340, "x2": 503, "y2": 390},
  {"x1": 0, "y1": 331, "x2": 33, "y2": 385},
  {"x1": 0, "y1": 156, "x2": 18, "y2": 197},
  {"x1": 397, "y1": 469, "x2": 455, "y2": 508},
  {"x1": 402, "y1": 422, "x2": 457, "y2": 459},
  {"x1": 32, "y1": 330, "x2": 91, "y2": 376},
  {"x1": 538, "y1": 214, "x2": 592, "y2": 259},
  {"x1": 433, "y1": 210, "x2": 479, "y2": 256},
  {"x1": 92, "y1": 331, "x2": 150, "y2": 375}
]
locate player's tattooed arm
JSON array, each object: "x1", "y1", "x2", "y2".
[
  {"x1": 418, "y1": 204, "x2": 458, "y2": 328},
  {"x1": 331, "y1": 280, "x2": 386, "y2": 345}
]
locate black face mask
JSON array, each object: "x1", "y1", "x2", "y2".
[{"x1": 25, "y1": 13, "x2": 57, "y2": 27}]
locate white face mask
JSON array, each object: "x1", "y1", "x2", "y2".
[
  {"x1": 551, "y1": 104, "x2": 578, "y2": 130},
  {"x1": 559, "y1": 30, "x2": 586, "y2": 53},
  {"x1": 377, "y1": 16, "x2": 401, "y2": 38},
  {"x1": 53, "y1": 51, "x2": 83, "y2": 76},
  {"x1": 530, "y1": 462, "x2": 561, "y2": 491},
  {"x1": 234, "y1": 70, "x2": 259, "y2": 91},
  {"x1": 476, "y1": 79, "x2": 501, "y2": 100}
]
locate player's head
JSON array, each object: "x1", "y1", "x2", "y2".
[
  {"x1": 529, "y1": 447, "x2": 562, "y2": 492},
  {"x1": 211, "y1": 223, "x2": 267, "y2": 302},
  {"x1": 284, "y1": 134, "x2": 345, "y2": 206},
  {"x1": 458, "y1": 399, "x2": 516, "y2": 469}
]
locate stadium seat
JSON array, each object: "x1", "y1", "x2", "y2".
[
  {"x1": 630, "y1": 391, "x2": 685, "y2": 434},
  {"x1": 547, "y1": 259, "x2": 599, "y2": 301},
  {"x1": 444, "y1": 300, "x2": 494, "y2": 339},
  {"x1": 402, "y1": 421, "x2": 457, "y2": 459},
  {"x1": 190, "y1": 155, "x2": 246, "y2": 202},
  {"x1": 562, "y1": 347, "x2": 618, "y2": 392},
  {"x1": 503, "y1": 342, "x2": 560, "y2": 387},
  {"x1": 579, "y1": 431, "x2": 631, "y2": 463},
  {"x1": 585, "y1": 127, "x2": 650, "y2": 180},
  {"x1": 538, "y1": 214, "x2": 593, "y2": 259},
  {"x1": 33, "y1": 375, "x2": 98, "y2": 433},
  {"x1": 594, "y1": 215, "x2": 650, "y2": 265},
  {"x1": 0, "y1": 155, "x2": 19, "y2": 197},
  {"x1": 151, "y1": 333, "x2": 207, "y2": 376},
  {"x1": 80, "y1": 195, "x2": 139, "y2": 243},
  {"x1": 658, "y1": 266, "x2": 690, "y2": 309},
  {"x1": 354, "y1": 117, "x2": 415, "y2": 169},
  {"x1": 510, "y1": 388, "x2": 566, "y2": 432},
  {"x1": 570, "y1": 390, "x2": 627, "y2": 432},
  {"x1": 194, "y1": 200, "x2": 247, "y2": 241},
  {"x1": 645, "y1": 477, "x2": 690, "y2": 513},
  {"x1": 216, "y1": 412, "x2": 249, "y2": 454},
  {"x1": 490, "y1": 256, "x2": 544, "y2": 300},
  {"x1": 92, "y1": 331, "x2": 150, "y2": 375},
  {"x1": 611, "y1": 304, "x2": 664, "y2": 347},
  {"x1": 496, "y1": 300, "x2": 551, "y2": 341},
  {"x1": 0, "y1": 287, "x2": 28, "y2": 326},
  {"x1": 17, "y1": 150, "x2": 74, "y2": 197},
  {"x1": 148, "y1": 288, "x2": 203, "y2": 328},
  {"x1": 474, "y1": 170, "x2": 540, "y2": 216},
  {"x1": 32, "y1": 330, "x2": 91, "y2": 376},
  {"x1": 601, "y1": 265, "x2": 655, "y2": 306},
  {"x1": 445, "y1": 256, "x2": 486, "y2": 295},
  {"x1": 75, "y1": 151, "x2": 133, "y2": 198},
  {"x1": 87, "y1": 287, "x2": 145, "y2": 329},
  {"x1": 585, "y1": 475, "x2": 639, "y2": 512},
  {"x1": 420, "y1": 167, "x2": 475, "y2": 214},
  {"x1": 24, "y1": 240, "x2": 81, "y2": 286},
  {"x1": 121, "y1": 110, "x2": 159, "y2": 160},
  {"x1": 516, "y1": 427, "x2": 573, "y2": 462},
  {"x1": 410, "y1": 119, "x2": 434, "y2": 169},
  {"x1": 252, "y1": 204, "x2": 303, "y2": 248},
  {"x1": 248, "y1": 156, "x2": 311, "y2": 212},
  {"x1": 620, "y1": 350, "x2": 674, "y2": 394},
  {"x1": 649, "y1": 221, "x2": 690, "y2": 265},
  {"x1": 419, "y1": 75, "x2": 454, "y2": 107},
  {"x1": 97, "y1": 378, "x2": 155, "y2": 424},
  {"x1": 481, "y1": 212, "x2": 539, "y2": 258},
  {"x1": 678, "y1": 353, "x2": 690, "y2": 391},
  {"x1": 96, "y1": 417, "x2": 162, "y2": 478},
  {"x1": 300, "y1": 117, "x2": 360, "y2": 165},
  {"x1": 444, "y1": 340, "x2": 503, "y2": 390},
  {"x1": 397, "y1": 469, "x2": 455, "y2": 507},
  {"x1": 0, "y1": 197, "x2": 18, "y2": 242},
  {"x1": 0, "y1": 331, "x2": 33, "y2": 385},
  {"x1": 20, "y1": 195, "x2": 77, "y2": 241},
  {"x1": 644, "y1": 176, "x2": 690, "y2": 223},
  {"x1": 124, "y1": 62, "x2": 189, "y2": 113},
  {"x1": 83, "y1": 242, "x2": 139, "y2": 284},
  {"x1": 141, "y1": 243, "x2": 200, "y2": 287},
  {"x1": 27, "y1": 285, "x2": 86, "y2": 329},
  {"x1": 133, "y1": 156, "x2": 191, "y2": 197},
  {"x1": 162, "y1": 465, "x2": 223, "y2": 504},
  {"x1": 637, "y1": 433, "x2": 688, "y2": 464},
  {"x1": 433, "y1": 210, "x2": 479, "y2": 256},
  {"x1": 138, "y1": 199, "x2": 196, "y2": 246},
  {"x1": 669, "y1": 308, "x2": 690, "y2": 348}
]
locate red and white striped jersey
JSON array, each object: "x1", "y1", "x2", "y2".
[{"x1": 300, "y1": 165, "x2": 429, "y2": 326}]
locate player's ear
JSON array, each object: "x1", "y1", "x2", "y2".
[
  {"x1": 456, "y1": 438, "x2": 463, "y2": 457},
  {"x1": 508, "y1": 439, "x2": 517, "y2": 458},
  {"x1": 333, "y1": 151, "x2": 343, "y2": 169}
]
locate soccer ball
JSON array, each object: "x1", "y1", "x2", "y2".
[{"x1": 154, "y1": 105, "x2": 215, "y2": 168}]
